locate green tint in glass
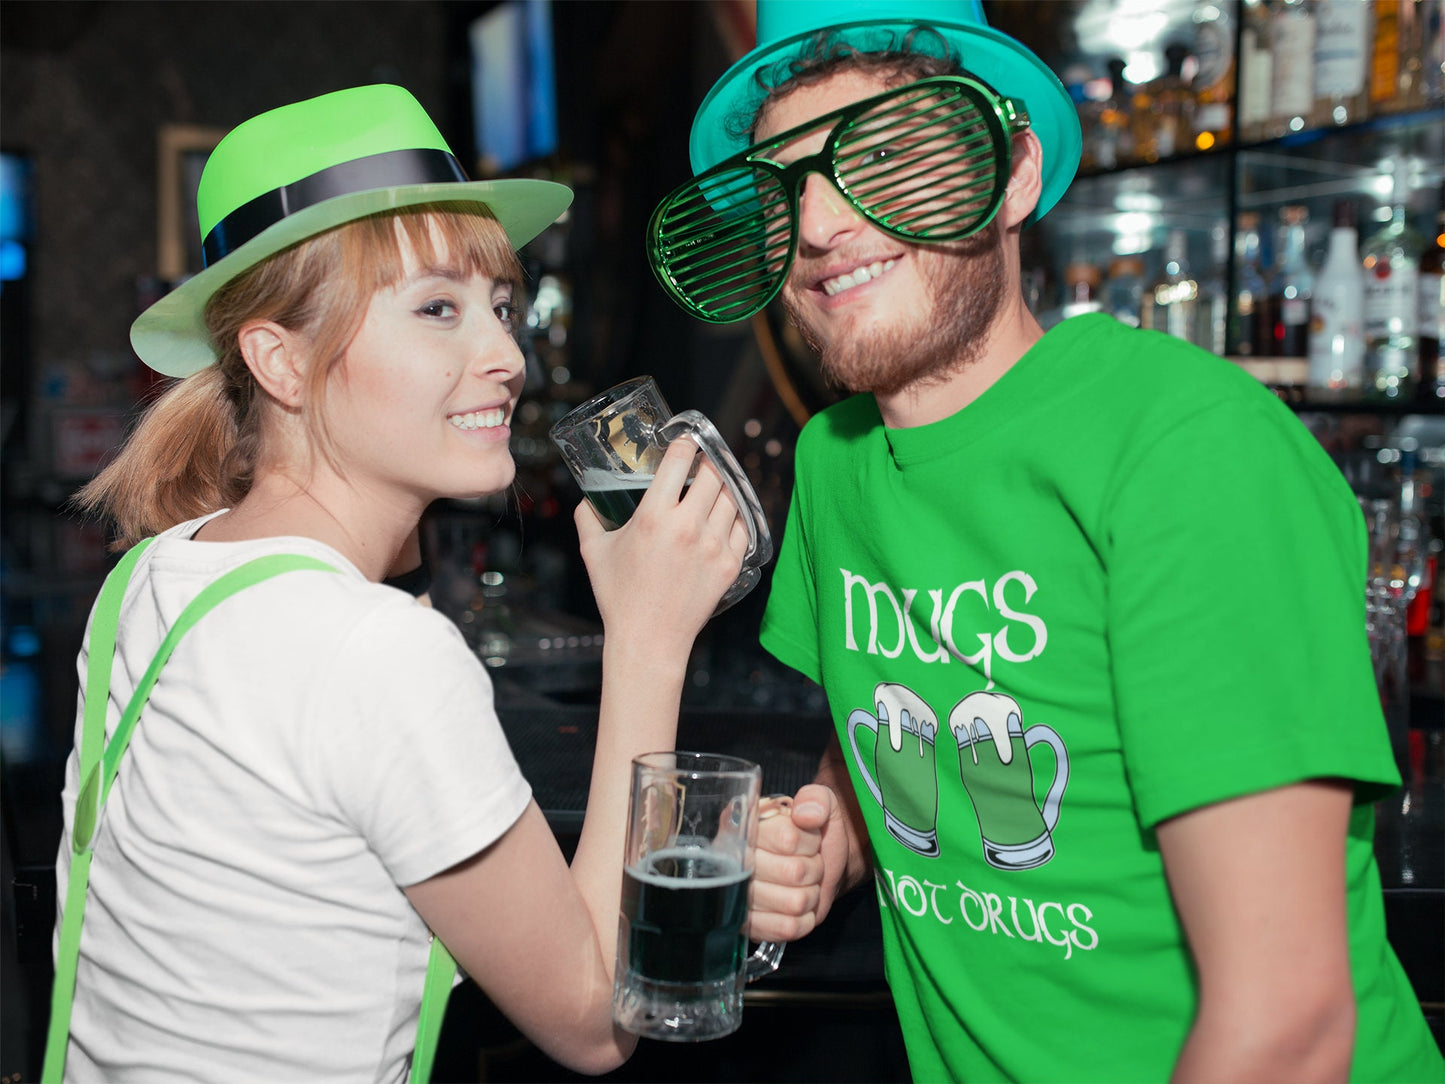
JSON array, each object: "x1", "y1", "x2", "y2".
[{"x1": 648, "y1": 75, "x2": 1030, "y2": 324}]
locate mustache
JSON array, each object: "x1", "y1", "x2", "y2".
[{"x1": 788, "y1": 228, "x2": 998, "y2": 286}]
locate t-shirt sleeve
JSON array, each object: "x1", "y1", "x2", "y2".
[
  {"x1": 760, "y1": 434, "x2": 824, "y2": 685},
  {"x1": 1105, "y1": 395, "x2": 1400, "y2": 828},
  {"x1": 308, "y1": 600, "x2": 532, "y2": 886}
]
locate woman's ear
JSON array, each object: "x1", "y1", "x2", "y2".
[
  {"x1": 1000, "y1": 130, "x2": 1044, "y2": 231},
  {"x1": 238, "y1": 320, "x2": 307, "y2": 409}
]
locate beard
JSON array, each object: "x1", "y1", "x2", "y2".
[{"x1": 781, "y1": 221, "x2": 1007, "y2": 399}]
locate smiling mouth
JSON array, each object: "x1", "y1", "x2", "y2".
[
  {"x1": 448, "y1": 408, "x2": 507, "y2": 431},
  {"x1": 822, "y1": 259, "x2": 898, "y2": 297}
]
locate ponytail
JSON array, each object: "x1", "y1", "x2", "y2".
[{"x1": 72, "y1": 364, "x2": 256, "y2": 549}]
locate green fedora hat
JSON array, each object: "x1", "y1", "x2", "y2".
[
  {"x1": 131, "y1": 84, "x2": 572, "y2": 379},
  {"x1": 689, "y1": 0, "x2": 1080, "y2": 223}
]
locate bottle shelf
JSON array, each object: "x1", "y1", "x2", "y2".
[
  {"x1": 1026, "y1": 109, "x2": 1442, "y2": 379},
  {"x1": 1286, "y1": 396, "x2": 1445, "y2": 416},
  {"x1": 1072, "y1": 106, "x2": 1445, "y2": 185},
  {"x1": 1229, "y1": 356, "x2": 1443, "y2": 415}
]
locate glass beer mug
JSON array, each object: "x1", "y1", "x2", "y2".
[
  {"x1": 548, "y1": 377, "x2": 772, "y2": 614},
  {"x1": 613, "y1": 752, "x2": 784, "y2": 1041}
]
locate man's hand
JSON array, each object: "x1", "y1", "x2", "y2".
[{"x1": 748, "y1": 781, "x2": 863, "y2": 942}]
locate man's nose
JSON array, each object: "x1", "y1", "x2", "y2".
[{"x1": 795, "y1": 173, "x2": 866, "y2": 253}]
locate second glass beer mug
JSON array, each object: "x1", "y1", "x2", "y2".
[
  {"x1": 613, "y1": 752, "x2": 784, "y2": 1041},
  {"x1": 548, "y1": 377, "x2": 772, "y2": 614}
]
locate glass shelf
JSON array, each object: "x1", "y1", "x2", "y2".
[{"x1": 1236, "y1": 108, "x2": 1445, "y2": 213}]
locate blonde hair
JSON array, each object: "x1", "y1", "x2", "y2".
[{"x1": 75, "y1": 203, "x2": 524, "y2": 548}]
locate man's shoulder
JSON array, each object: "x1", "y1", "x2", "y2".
[{"x1": 1049, "y1": 314, "x2": 1284, "y2": 413}]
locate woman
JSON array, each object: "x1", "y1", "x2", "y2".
[{"x1": 51, "y1": 84, "x2": 747, "y2": 1081}]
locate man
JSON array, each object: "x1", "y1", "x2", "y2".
[{"x1": 645, "y1": 2, "x2": 1444, "y2": 1081}]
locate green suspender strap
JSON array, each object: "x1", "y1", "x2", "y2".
[{"x1": 41, "y1": 542, "x2": 458, "y2": 1084}]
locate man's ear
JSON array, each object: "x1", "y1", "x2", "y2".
[
  {"x1": 238, "y1": 320, "x2": 308, "y2": 408},
  {"x1": 1000, "y1": 130, "x2": 1044, "y2": 231}
]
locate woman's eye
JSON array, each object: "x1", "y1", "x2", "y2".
[
  {"x1": 418, "y1": 299, "x2": 458, "y2": 319},
  {"x1": 494, "y1": 301, "x2": 517, "y2": 328}
]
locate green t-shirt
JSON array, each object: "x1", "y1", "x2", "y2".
[{"x1": 761, "y1": 313, "x2": 1443, "y2": 1083}]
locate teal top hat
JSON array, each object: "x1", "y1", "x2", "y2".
[
  {"x1": 689, "y1": 0, "x2": 1080, "y2": 223},
  {"x1": 131, "y1": 84, "x2": 573, "y2": 379}
]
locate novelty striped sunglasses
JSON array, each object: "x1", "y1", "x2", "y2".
[{"x1": 647, "y1": 75, "x2": 1030, "y2": 324}]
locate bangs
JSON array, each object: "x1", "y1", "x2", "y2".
[{"x1": 345, "y1": 202, "x2": 527, "y2": 298}]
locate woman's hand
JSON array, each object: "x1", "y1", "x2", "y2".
[{"x1": 574, "y1": 438, "x2": 749, "y2": 644}]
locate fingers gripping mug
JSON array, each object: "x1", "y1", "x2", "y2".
[
  {"x1": 613, "y1": 752, "x2": 784, "y2": 1041},
  {"x1": 548, "y1": 377, "x2": 773, "y2": 614}
]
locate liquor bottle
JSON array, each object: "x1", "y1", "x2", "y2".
[
  {"x1": 1312, "y1": 0, "x2": 1372, "y2": 127},
  {"x1": 1419, "y1": 208, "x2": 1445, "y2": 401},
  {"x1": 1273, "y1": 205, "x2": 1314, "y2": 357},
  {"x1": 1092, "y1": 58, "x2": 1134, "y2": 169},
  {"x1": 1425, "y1": 0, "x2": 1445, "y2": 103},
  {"x1": 1397, "y1": 0, "x2": 1429, "y2": 110},
  {"x1": 1308, "y1": 199, "x2": 1366, "y2": 394},
  {"x1": 1370, "y1": 0, "x2": 1404, "y2": 113},
  {"x1": 1104, "y1": 255, "x2": 1145, "y2": 327},
  {"x1": 1134, "y1": 43, "x2": 1192, "y2": 162},
  {"x1": 1074, "y1": 85, "x2": 1102, "y2": 174},
  {"x1": 1232, "y1": 212, "x2": 1274, "y2": 355},
  {"x1": 1395, "y1": 443, "x2": 1436, "y2": 698},
  {"x1": 1237, "y1": 0, "x2": 1275, "y2": 143},
  {"x1": 1396, "y1": 444, "x2": 1429, "y2": 605},
  {"x1": 1142, "y1": 229, "x2": 1200, "y2": 343},
  {"x1": 1190, "y1": 3, "x2": 1236, "y2": 150},
  {"x1": 1271, "y1": 0, "x2": 1319, "y2": 135},
  {"x1": 1363, "y1": 159, "x2": 1422, "y2": 398},
  {"x1": 1062, "y1": 260, "x2": 1103, "y2": 319},
  {"x1": 1195, "y1": 224, "x2": 1230, "y2": 355},
  {"x1": 1126, "y1": 65, "x2": 1157, "y2": 164}
]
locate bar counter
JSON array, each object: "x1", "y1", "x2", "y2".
[{"x1": 443, "y1": 680, "x2": 1443, "y2": 1082}]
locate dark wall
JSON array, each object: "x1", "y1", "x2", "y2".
[
  {"x1": 1, "y1": 0, "x2": 452, "y2": 377},
  {"x1": 0, "y1": 0, "x2": 755, "y2": 408}
]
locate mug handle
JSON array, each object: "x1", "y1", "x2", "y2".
[
  {"x1": 846, "y1": 709, "x2": 885, "y2": 807},
  {"x1": 1023, "y1": 725, "x2": 1069, "y2": 833},
  {"x1": 745, "y1": 791, "x2": 797, "y2": 982},
  {"x1": 745, "y1": 939, "x2": 785, "y2": 980},
  {"x1": 658, "y1": 410, "x2": 773, "y2": 568}
]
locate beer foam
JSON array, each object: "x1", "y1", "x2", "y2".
[
  {"x1": 579, "y1": 468, "x2": 655, "y2": 491},
  {"x1": 950, "y1": 691, "x2": 1022, "y2": 765},
  {"x1": 630, "y1": 845, "x2": 748, "y2": 887},
  {"x1": 877, "y1": 683, "x2": 933, "y2": 754}
]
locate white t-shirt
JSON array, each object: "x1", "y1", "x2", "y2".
[{"x1": 54, "y1": 513, "x2": 532, "y2": 1082}]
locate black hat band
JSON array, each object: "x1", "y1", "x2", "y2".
[{"x1": 202, "y1": 147, "x2": 471, "y2": 268}]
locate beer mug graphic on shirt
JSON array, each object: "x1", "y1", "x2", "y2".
[
  {"x1": 847, "y1": 684, "x2": 941, "y2": 858},
  {"x1": 949, "y1": 691, "x2": 1069, "y2": 871}
]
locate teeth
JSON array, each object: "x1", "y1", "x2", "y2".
[
  {"x1": 823, "y1": 259, "x2": 896, "y2": 297},
  {"x1": 448, "y1": 408, "x2": 506, "y2": 430}
]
